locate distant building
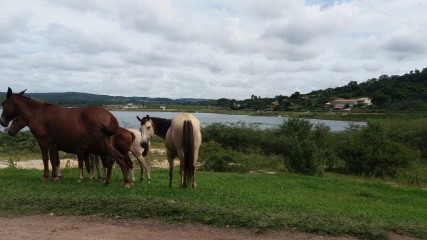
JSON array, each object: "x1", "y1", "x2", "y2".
[
  {"x1": 332, "y1": 97, "x2": 371, "y2": 110},
  {"x1": 160, "y1": 106, "x2": 166, "y2": 110},
  {"x1": 356, "y1": 97, "x2": 372, "y2": 106}
]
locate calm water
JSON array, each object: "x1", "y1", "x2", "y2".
[
  {"x1": 0, "y1": 110, "x2": 366, "y2": 132},
  {"x1": 115, "y1": 111, "x2": 366, "y2": 132}
]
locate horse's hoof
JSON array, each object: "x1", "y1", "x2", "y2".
[
  {"x1": 123, "y1": 183, "x2": 131, "y2": 188},
  {"x1": 52, "y1": 177, "x2": 60, "y2": 182},
  {"x1": 147, "y1": 180, "x2": 151, "y2": 184},
  {"x1": 40, "y1": 176, "x2": 48, "y2": 182},
  {"x1": 103, "y1": 181, "x2": 110, "y2": 186},
  {"x1": 77, "y1": 179, "x2": 82, "y2": 183}
]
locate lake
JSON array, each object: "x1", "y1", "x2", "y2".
[
  {"x1": 0, "y1": 110, "x2": 366, "y2": 132},
  {"x1": 114, "y1": 111, "x2": 365, "y2": 132}
]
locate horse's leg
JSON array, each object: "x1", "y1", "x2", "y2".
[
  {"x1": 167, "y1": 150, "x2": 175, "y2": 187},
  {"x1": 180, "y1": 158, "x2": 185, "y2": 188},
  {"x1": 83, "y1": 153, "x2": 93, "y2": 181},
  {"x1": 48, "y1": 144, "x2": 59, "y2": 180},
  {"x1": 192, "y1": 150, "x2": 199, "y2": 189},
  {"x1": 101, "y1": 155, "x2": 113, "y2": 185},
  {"x1": 76, "y1": 152, "x2": 84, "y2": 182},
  {"x1": 105, "y1": 137, "x2": 131, "y2": 188},
  {"x1": 178, "y1": 151, "x2": 187, "y2": 188},
  {"x1": 100, "y1": 155, "x2": 108, "y2": 181},
  {"x1": 82, "y1": 153, "x2": 93, "y2": 181},
  {"x1": 124, "y1": 153, "x2": 135, "y2": 183},
  {"x1": 94, "y1": 130, "x2": 131, "y2": 187},
  {"x1": 56, "y1": 157, "x2": 62, "y2": 179},
  {"x1": 94, "y1": 155, "x2": 101, "y2": 179},
  {"x1": 132, "y1": 149, "x2": 151, "y2": 183},
  {"x1": 116, "y1": 157, "x2": 131, "y2": 188},
  {"x1": 39, "y1": 143, "x2": 49, "y2": 182}
]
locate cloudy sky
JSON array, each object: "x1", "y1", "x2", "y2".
[{"x1": 0, "y1": 0, "x2": 426, "y2": 100}]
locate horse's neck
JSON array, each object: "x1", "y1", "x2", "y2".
[
  {"x1": 152, "y1": 117, "x2": 171, "y2": 140},
  {"x1": 13, "y1": 96, "x2": 48, "y2": 123}
]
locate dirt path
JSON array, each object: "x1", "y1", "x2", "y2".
[
  {"x1": 0, "y1": 215, "x2": 417, "y2": 240},
  {"x1": 0, "y1": 214, "x2": 361, "y2": 240}
]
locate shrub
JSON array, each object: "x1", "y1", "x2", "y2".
[
  {"x1": 0, "y1": 131, "x2": 39, "y2": 154},
  {"x1": 201, "y1": 122, "x2": 282, "y2": 155},
  {"x1": 198, "y1": 141, "x2": 283, "y2": 173},
  {"x1": 277, "y1": 118, "x2": 327, "y2": 176},
  {"x1": 198, "y1": 141, "x2": 235, "y2": 172},
  {"x1": 339, "y1": 122, "x2": 417, "y2": 178}
]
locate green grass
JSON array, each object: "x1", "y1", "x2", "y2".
[{"x1": 0, "y1": 167, "x2": 426, "y2": 239}]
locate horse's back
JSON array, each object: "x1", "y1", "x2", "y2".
[
  {"x1": 40, "y1": 105, "x2": 119, "y2": 153},
  {"x1": 166, "y1": 113, "x2": 201, "y2": 151},
  {"x1": 80, "y1": 106, "x2": 119, "y2": 135}
]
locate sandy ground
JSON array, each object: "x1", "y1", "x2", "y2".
[{"x1": 0, "y1": 148, "x2": 173, "y2": 170}]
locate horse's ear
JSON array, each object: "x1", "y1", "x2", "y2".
[
  {"x1": 146, "y1": 115, "x2": 150, "y2": 121},
  {"x1": 136, "y1": 116, "x2": 142, "y2": 122},
  {"x1": 18, "y1": 89, "x2": 26, "y2": 96},
  {"x1": 7, "y1": 87, "x2": 12, "y2": 97}
]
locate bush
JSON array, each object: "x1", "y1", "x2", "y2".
[
  {"x1": 198, "y1": 141, "x2": 283, "y2": 173},
  {"x1": 339, "y1": 122, "x2": 417, "y2": 178},
  {"x1": 199, "y1": 141, "x2": 235, "y2": 172},
  {"x1": 277, "y1": 118, "x2": 327, "y2": 176},
  {"x1": 201, "y1": 122, "x2": 282, "y2": 155},
  {"x1": 0, "y1": 131, "x2": 39, "y2": 154}
]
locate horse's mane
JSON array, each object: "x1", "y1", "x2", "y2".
[
  {"x1": 15, "y1": 94, "x2": 54, "y2": 107},
  {"x1": 149, "y1": 117, "x2": 171, "y2": 139}
]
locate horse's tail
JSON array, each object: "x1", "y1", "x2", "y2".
[{"x1": 183, "y1": 120, "x2": 195, "y2": 188}]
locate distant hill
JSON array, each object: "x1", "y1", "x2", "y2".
[
  {"x1": 213, "y1": 67, "x2": 427, "y2": 111},
  {"x1": 1, "y1": 67, "x2": 426, "y2": 111},
  {"x1": 0, "y1": 91, "x2": 209, "y2": 106}
]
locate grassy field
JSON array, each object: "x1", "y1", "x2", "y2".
[{"x1": 0, "y1": 167, "x2": 425, "y2": 240}]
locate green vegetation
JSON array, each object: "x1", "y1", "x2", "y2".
[
  {"x1": 0, "y1": 167, "x2": 425, "y2": 240},
  {"x1": 2, "y1": 67, "x2": 426, "y2": 113},
  {"x1": 200, "y1": 118, "x2": 427, "y2": 186},
  {"x1": 214, "y1": 67, "x2": 427, "y2": 111}
]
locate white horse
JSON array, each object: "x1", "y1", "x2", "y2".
[
  {"x1": 126, "y1": 128, "x2": 151, "y2": 183},
  {"x1": 137, "y1": 113, "x2": 201, "y2": 188}
]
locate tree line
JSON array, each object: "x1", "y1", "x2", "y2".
[
  {"x1": 214, "y1": 67, "x2": 427, "y2": 111},
  {"x1": 1, "y1": 67, "x2": 426, "y2": 111}
]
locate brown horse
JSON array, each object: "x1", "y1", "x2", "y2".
[
  {"x1": 1, "y1": 87, "x2": 132, "y2": 187},
  {"x1": 7, "y1": 116, "x2": 136, "y2": 183},
  {"x1": 137, "y1": 113, "x2": 201, "y2": 188}
]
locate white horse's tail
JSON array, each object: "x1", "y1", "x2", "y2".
[{"x1": 183, "y1": 120, "x2": 195, "y2": 188}]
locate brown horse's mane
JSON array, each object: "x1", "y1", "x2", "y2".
[{"x1": 13, "y1": 94, "x2": 53, "y2": 107}]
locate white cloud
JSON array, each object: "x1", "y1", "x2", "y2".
[{"x1": 0, "y1": 0, "x2": 426, "y2": 100}]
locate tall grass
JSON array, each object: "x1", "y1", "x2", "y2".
[{"x1": 0, "y1": 167, "x2": 426, "y2": 239}]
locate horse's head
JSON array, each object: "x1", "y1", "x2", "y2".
[
  {"x1": 1, "y1": 87, "x2": 26, "y2": 127},
  {"x1": 137, "y1": 114, "x2": 155, "y2": 149},
  {"x1": 7, "y1": 116, "x2": 27, "y2": 137}
]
